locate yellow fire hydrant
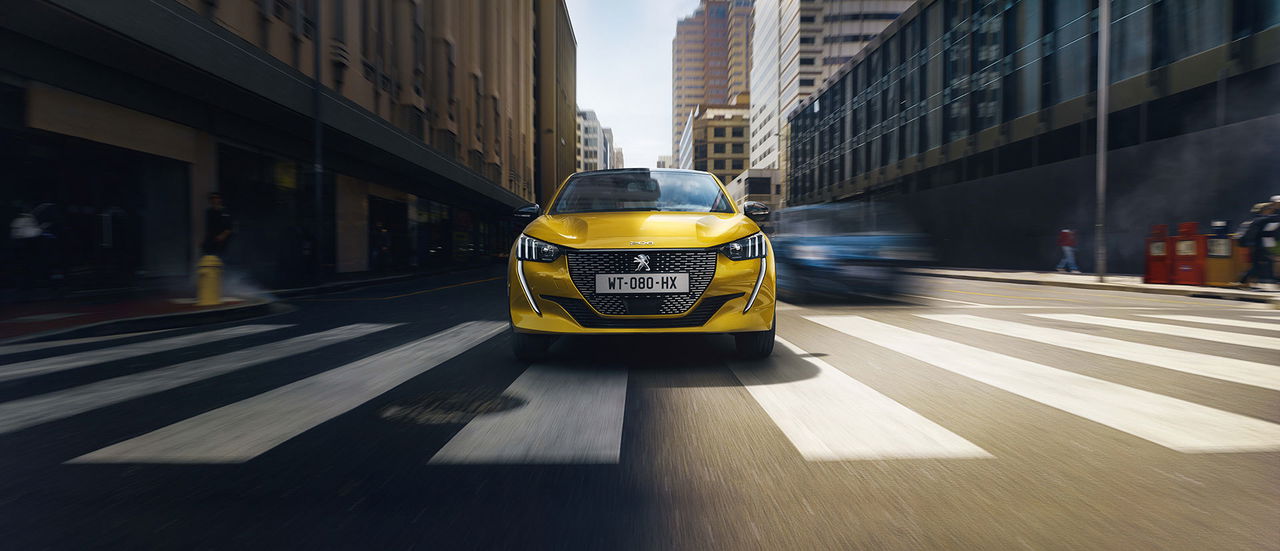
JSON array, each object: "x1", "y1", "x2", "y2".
[{"x1": 196, "y1": 255, "x2": 224, "y2": 306}]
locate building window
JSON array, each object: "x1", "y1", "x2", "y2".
[
  {"x1": 714, "y1": 127, "x2": 726, "y2": 137},
  {"x1": 731, "y1": 143, "x2": 744, "y2": 154},
  {"x1": 799, "y1": 78, "x2": 815, "y2": 87},
  {"x1": 731, "y1": 159, "x2": 743, "y2": 170},
  {"x1": 800, "y1": 57, "x2": 815, "y2": 65},
  {"x1": 714, "y1": 143, "x2": 726, "y2": 153},
  {"x1": 714, "y1": 159, "x2": 726, "y2": 170},
  {"x1": 731, "y1": 126, "x2": 745, "y2": 137},
  {"x1": 800, "y1": 15, "x2": 815, "y2": 23},
  {"x1": 800, "y1": 36, "x2": 815, "y2": 44}
]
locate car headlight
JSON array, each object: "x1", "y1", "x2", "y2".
[
  {"x1": 515, "y1": 234, "x2": 562, "y2": 262},
  {"x1": 719, "y1": 233, "x2": 767, "y2": 261}
]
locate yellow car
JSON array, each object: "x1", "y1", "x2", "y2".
[{"x1": 508, "y1": 168, "x2": 776, "y2": 360}]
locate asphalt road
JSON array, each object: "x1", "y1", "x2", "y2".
[{"x1": 1, "y1": 268, "x2": 1278, "y2": 550}]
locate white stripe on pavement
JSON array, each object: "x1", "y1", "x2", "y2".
[
  {"x1": 1030, "y1": 314, "x2": 1280, "y2": 351},
  {"x1": 732, "y1": 338, "x2": 991, "y2": 461},
  {"x1": 921, "y1": 315, "x2": 1280, "y2": 391},
  {"x1": 1247, "y1": 315, "x2": 1280, "y2": 321},
  {"x1": 69, "y1": 321, "x2": 505, "y2": 464},
  {"x1": 429, "y1": 364, "x2": 628, "y2": 465},
  {"x1": 0, "y1": 330, "x2": 175, "y2": 357},
  {"x1": 806, "y1": 315, "x2": 1280, "y2": 453},
  {"x1": 1139, "y1": 315, "x2": 1280, "y2": 333},
  {"x1": 0, "y1": 325, "x2": 289, "y2": 382},
  {"x1": 0, "y1": 324, "x2": 398, "y2": 435}
]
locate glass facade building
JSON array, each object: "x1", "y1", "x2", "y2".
[{"x1": 787, "y1": 0, "x2": 1280, "y2": 206}]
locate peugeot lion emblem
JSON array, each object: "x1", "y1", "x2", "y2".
[{"x1": 632, "y1": 254, "x2": 651, "y2": 272}]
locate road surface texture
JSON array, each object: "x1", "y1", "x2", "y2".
[{"x1": 2, "y1": 268, "x2": 1277, "y2": 550}]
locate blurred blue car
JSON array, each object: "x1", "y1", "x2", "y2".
[{"x1": 769, "y1": 201, "x2": 932, "y2": 300}]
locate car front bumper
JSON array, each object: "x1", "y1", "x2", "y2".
[{"x1": 509, "y1": 247, "x2": 775, "y2": 335}]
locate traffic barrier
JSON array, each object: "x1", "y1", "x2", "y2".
[
  {"x1": 1204, "y1": 220, "x2": 1237, "y2": 287},
  {"x1": 1143, "y1": 224, "x2": 1172, "y2": 284},
  {"x1": 1171, "y1": 222, "x2": 1206, "y2": 285},
  {"x1": 197, "y1": 255, "x2": 224, "y2": 306}
]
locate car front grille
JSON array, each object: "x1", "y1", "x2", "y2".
[
  {"x1": 542, "y1": 294, "x2": 743, "y2": 329},
  {"x1": 565, "y1": 250, "x2": 718, "y2": 315}
]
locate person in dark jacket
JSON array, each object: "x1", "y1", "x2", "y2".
[
  {"x1": 1238, "y1": 202, "x2": 1279, "y2": 290},
  {"x1": 1055, "y1": 229, "x2": 1080, "y2": 273},
  {"x1": 201, "y1": 192, "x2": 233, "y2": 257}
]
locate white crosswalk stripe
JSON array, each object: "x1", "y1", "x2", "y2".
[
  {"x1": 0, "y1": 324, "x2": 398, "y2": 435},
  {"x1": 0, "y1": 329, "x2": 175, "y2": 357},
  {"x1": 806, "y1": 315, "x2": 1280, "y2": 453},
  {"x1": 429, "y1": 364, "x2": 628, "y2": 464},
  {"x1": 920, "y1": 315, "x2": 1280, "y2": 391},
  {"x1": 70, "y1": 321, "x2": 505, "y2": 464},
  {"x1": 732, "y1": 338, "x2": 991, "y2": 460},
  {"x1": 1139, "y1": 314, "x2": 1280, "y2": 332},
  {"x1": 1030, "y1": 314, "x2": 1280, "y2": 351},
  {"x1": 0, "y1": 325, "x2": 290, "y2": 382}
]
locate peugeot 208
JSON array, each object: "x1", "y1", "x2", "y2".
[{"x1": 507, "y1": 168, "x2": 775, "y2": 360}]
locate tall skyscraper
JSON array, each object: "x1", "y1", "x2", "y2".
[
  {"x1": 749, "y1": 0, "x2": 910, "y2": 171},
  {"x1": 671, "y1": 0, "x2": 753, "y2": 157}
]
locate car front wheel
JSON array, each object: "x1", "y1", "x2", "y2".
[{"x1": 734, "y1": 316, "x2": 776, "y2": 359}]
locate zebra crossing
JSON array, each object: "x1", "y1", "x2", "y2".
[{"x1": 0, "y1": 310, "x2": 1277, "y2": 467}]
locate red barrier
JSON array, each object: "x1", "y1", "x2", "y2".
[
  {"x1": 1144, "y1": 224, "x2": 1172, "y2": 284},
  {"x1": 1171, "y1": 222, "x2": 1207, "y2": 285}
]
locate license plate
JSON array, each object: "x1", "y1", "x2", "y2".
[{"x1": 595, "y1": 273, "x2": 689, "y2": 294}]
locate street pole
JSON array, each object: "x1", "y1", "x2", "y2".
[
  {"x1": 312, "y1": 2, "x2": 324, "y2": 283},
  {"x1": 1095, "y1": 0, "x2": 1110, "y2": 283}
]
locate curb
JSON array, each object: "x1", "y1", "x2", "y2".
[
  {"x1": 270, "y1": 264, "x2": 504, "y2": 298},
  {"x1": 0, "y1": 299, "x2": 290, "y2": 345},
  {"x1": 906, "y1": 269, "x2": 1280, "y2": 307}
]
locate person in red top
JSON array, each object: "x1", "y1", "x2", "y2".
[{"x1": 1055, "y1": 229, "x2": 1080, "y2": 273}]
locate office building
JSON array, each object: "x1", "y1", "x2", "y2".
[
  {"x1": 672, "y1": 0, "x2": 754, "y2": 156},
  {"x1": 787, "y1": 0, "x2": 1280, "y2": 273},
  {"x1": 677, "y1": 94, "x2": 751, "y2": 185},
  {"x1": 575, "y1": 109, "x2": 620, "y2": 172},
  {"x1": 656, "y1": 155, "x2": 675, "y2": 168},
  {"x1": 1, "y1": 0, "x2": 567, "y2": 292},
  {"x1": 749, "y1": 0, "x2": 910, "y2": 208},
  {"x1": 535, "y1": 0, "x2": 579, "y2": 203}
]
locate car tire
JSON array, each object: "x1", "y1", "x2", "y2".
[
  {"x1": 513, "y1": 330, "x2": 555, "y2": 362},
  {"x1": 734, "y1": 315, "x2": 776, "y2": 359}
]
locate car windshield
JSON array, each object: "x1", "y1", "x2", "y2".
[{"x1": 550, "y1": 171, "x2": 734, "y2": 214}]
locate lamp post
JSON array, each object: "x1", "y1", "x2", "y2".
[{"x1": 1095, "y1": 0, "x2": 1110, "y2": 282}]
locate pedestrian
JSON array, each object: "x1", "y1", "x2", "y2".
[
  {"x1": 1055, "y1": 228, "x2": 1080, "y2": 273},
  {"x1": 201, "y1": 192, "x2": 233, "y2": 258},
  {"x1": 1237, "y1": 201, "x2": 1279, "y2": 290}
]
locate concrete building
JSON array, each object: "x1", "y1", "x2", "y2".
[
  {"x1": 534, "y1": 0, "x2": 579, "y2": 204},
  {"x1": 656, "y1": 155, "x2": 675, "y2": 168},
  {"x1": 612, "y1": 148, "x2": 626, "y2": 169},
  {"x1": 787, "y1": 0, "x2": 1280, "y2": 274},
  {"x1": 727, "y1": 169, "x2": 782, "y2": 211},
  {"x1": 0, "y1": 0, "x2": 568, "y2": 292},
  {"x1": 749, "y1": 0, "x2": 910, "y2": 205},
  {"x1": 677, "y1": 94, "x2": 751, "y2": 185},
  {"x1": 671, "y1": 0, "x2": 753, "y2": 156},
  {"x1": 575, "y1": 109, "x2": 619, "y2": 172}
]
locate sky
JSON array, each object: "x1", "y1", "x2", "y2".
[{"x1": 564, "y1": 0, "x2": 700, "y2": 168}]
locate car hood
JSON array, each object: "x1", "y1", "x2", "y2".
[{"x1": 523, "y1": 212, "x2": 760, "y2": 249}]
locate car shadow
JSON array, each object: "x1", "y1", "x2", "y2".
[{"x1": 543, "y1": 333, "x2": 821, "y2": 388}]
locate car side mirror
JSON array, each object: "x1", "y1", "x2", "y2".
[
  {"x1": 513, "y1": 204, "x2": 541, "y2": 220},
  {"x1": 743, "y1": 201, "x2": 770, "y2": 221}
]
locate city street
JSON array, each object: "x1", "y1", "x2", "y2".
[{"x1": 2, "y1": 271, "x2": 1277, "y2": 550}]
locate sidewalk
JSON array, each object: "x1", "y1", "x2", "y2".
[
  {"x1": 906, "y1": 267, "x2": 1280, "y2": 307},
  {"x1": 0, "y1": 263, "x2": 505, "y2": 344},
  {"x1": 0, "y1": 295, "x2": 276, "y2": 344}
]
